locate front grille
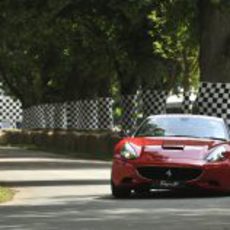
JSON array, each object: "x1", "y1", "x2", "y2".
[{"x1": 137, "y1": 167, "x2": 202, "y2": 181}]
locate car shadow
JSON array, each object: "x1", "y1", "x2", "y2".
[{"x1": 98, "y1": 189, "x2": 230, "y2": 200}]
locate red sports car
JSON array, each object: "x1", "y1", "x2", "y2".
[{"x1": 111, "y1": 114, "x2": 230, "y2": 198}]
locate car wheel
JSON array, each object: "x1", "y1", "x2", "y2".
[{"x1": 111, "y1": 181, "x2": 131, "y2": 198}]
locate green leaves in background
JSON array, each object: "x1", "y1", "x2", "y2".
[{"x1": 0, "y1": 0, "x2": 200, "y2": 107}]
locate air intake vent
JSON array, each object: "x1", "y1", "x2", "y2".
[
  {"x1": 137, "y1": 167, "x2": 202, "y2": 181},
  {"x1": 162, "y1": 145, "x2": 184, "y2": 150}
]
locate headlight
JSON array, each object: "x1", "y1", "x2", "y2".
[
  {"x1": 205, "y1": 146, "x2": 227, "y2": 162},
  {"x1": 120, "y1": 142, "x2": 138, "y2": 160}
]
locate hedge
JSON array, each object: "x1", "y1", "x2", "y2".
[{"x1": 0, "y1": 130, "x2": 121, "y2": 160}]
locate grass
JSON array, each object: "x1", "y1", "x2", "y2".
[{"x1": 0, "y1": 186, "x2": 14, "y2": 203}]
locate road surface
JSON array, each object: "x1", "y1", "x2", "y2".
[{"x1": 0, "y1": 147, "x2": 230, "y2": 230}]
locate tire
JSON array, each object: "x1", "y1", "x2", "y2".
[{"x1": 111, "y1": 181, "x2": 131, "y2": 198}]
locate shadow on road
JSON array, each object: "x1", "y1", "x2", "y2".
[
  {"x1": 1, "y1": 192, "x2": 230, "y2": 230},
  {"x1": 1, "y1": 179, "x2": 110, "y2": 187},
  {"x1": 0, "y1": 147, "x2": 62, "y2": 159},
  {"x1": 0, "y1": 147, "x2": 111, "y2": 170},
  {"x1": 98, "y1": 189, "x2": 230, "y2": 200},
  {"x1": 0, "y1": 161, "x2": 111, "y2": 170}
]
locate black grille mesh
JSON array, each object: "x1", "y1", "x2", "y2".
[{"x1": 137, "y1": 167, "x2": 202, "y2": 181}]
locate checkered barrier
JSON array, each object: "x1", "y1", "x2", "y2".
[
  {"x1": 66, "y1": 101, "x2": 81, "y2": 129},
  {"x1": 0, "y1": 96, "x2": 22, "y2": 127},
  {"x1": 121, "y1": 94, "x2": 138, "y2": 130},
  {"x1": 78, "y1": 99, "x2": 98, "y2": 129},
  {"x1": 42, "y1": 104, "x2": 55, "y2": 128},
  {"x1": 22, "y1": 107, "x2": 33, "y2": 128},
  {"x1": 22, "y1": 104, "x2": 67, "y2": 129},
  {"x1": 182, "y1": 91, "x2": 193, "y2": 114},
  {"x1": 97, "y1": 97, "x2": 113, "y2": 129},
  {"x1": 30, "y1": 105, "x2": 46, "y2": 128},
  {"x1": 141, "y1": 90, "x2": 168, "y2": 117},
  {"x1": 196, "y1": 82, "x2": 230, "y2": 126},
  {"x1": 22, "y1": 105, "x2": 49, "y2": 129},
  {"x1": 22, "y1": 97, "x2": 114, "y2": 129},
  {"x1": 53, "y1": 103, "x2": 67, "y2": 129}
]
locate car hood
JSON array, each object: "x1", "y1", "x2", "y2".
[{"x1": 124, "y1": 137, "x2": 222, "y2": 161}]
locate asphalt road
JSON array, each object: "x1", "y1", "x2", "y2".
[{"x1": 0, "y1": 147, "x2": 230, "y2": 230}]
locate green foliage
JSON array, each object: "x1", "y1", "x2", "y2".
[
  {"x1": 0, "y1": 0, "x2": 72, "y2": 106},
  {"x1": 149, "y1": 0, "x2": 199, "y2": 91},
  {"x1": 0, "y1": 0, "x2": 200, "y2": 107},
  {"x1": 0, "y1": 186, "x2": 14, "y2": 203}
]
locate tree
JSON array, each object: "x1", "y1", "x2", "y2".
[
  {"x1": 0, "y1": 0, "x2": 73, "y2": 107},
  {"x1": 0, "y1": 0, "x2": 200, "y2": 110},
  {"x1": 149, "y1": 0, "x2": 199, "y2": 92},
  {"x1": 57, "y1": 0, "x2": 158, "y2": 96},
  {"x1": 199, "y1": 0, "x2": 230, "y2": 83}
]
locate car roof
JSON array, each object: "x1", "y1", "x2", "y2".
[{"x1": 148, "y1": 114, "x2": 224, "y2": 122}]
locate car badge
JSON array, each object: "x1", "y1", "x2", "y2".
[{"x1": 165, "y1": 169, "x2": 172, "y2": 178}]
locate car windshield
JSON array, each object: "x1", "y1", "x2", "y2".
[{"x1": 135, "y1": 116, "x2": 229, "y2": 141}]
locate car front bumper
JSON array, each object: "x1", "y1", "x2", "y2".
[{"x1": 111, "y1": 158, "x2": 230, "y2": 192}]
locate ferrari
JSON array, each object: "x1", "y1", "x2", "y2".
[{"x1": 111, "y1": 114, "x2": 230, "y2": 198}]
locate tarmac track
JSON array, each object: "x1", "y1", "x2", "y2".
[{"x1": 0, "y1": 147, "x2": 230, "y2": 230}]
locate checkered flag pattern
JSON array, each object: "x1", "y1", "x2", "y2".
[
  {"x1": 182, "y1": 91, "x2": 193, "y2": 114},
  {"x1": 42, "y1": 104, "x2": 55, "y2": 129},
  {"x1": 121, "y1": 94, "x2": 138, "y2": 130},
  {"x1": 22, "y1": 97, "x2": 113, "y2": 130},
  {"x1": 23, "y1": 103, "x2": 68, "y2": 129},
  {"x1": 22, "y1": 107, "x2": 33, "y2": 128},
  {"x1": 196, "y1": 82, "x2": 230, "y2": 126},
  {"x1": 22, "y1": 105, "x2": 49, "y2": 129},
  {"x1": 78, "y1": 99, "x2": 98, "y2": 129},
  {"x1": 66, "y1": 101, "x2": 81, "y2": 129},
  {"x1": 30, "y1": 105, "x2": 45, "y2": 128},
  {"x1": 98, "y1": 97, "x2": 113, "y2": 129},
  {"x1": 0, "y1": 96, "x2": 22, "y2": 126},
  {"x1": 53, "y1": 103, "x2": 67, "y2": 129},
  {"x1": 142, "y1": 90, "x2": 168, "y2": 117}
]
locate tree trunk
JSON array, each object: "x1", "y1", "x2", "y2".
[
  {"x1": 181, "y1": 49, "x2": 193, "y2": 114},
  {"x1": 120, "y1": 94, "x2": 138, "y2": 130},
  {"x1": 199, "y1": 0, "x2": 230, "y2": 82},
  {"x1": 97, "y1": 97, "x2": 113, "y2": 130}
]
